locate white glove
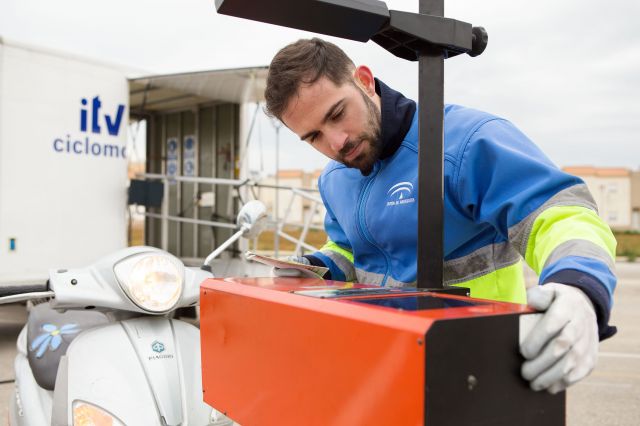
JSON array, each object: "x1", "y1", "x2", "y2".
[
  {"x1": 271, "y1": 255, "x2": 311, "y2": 277},
  {"x1": 520, "y1": 283, "x2": 599, "y2": 394}
]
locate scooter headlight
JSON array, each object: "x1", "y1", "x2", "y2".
[
  {"x1": 73, "y1": 401, "x2": 125, "y2": 426},
  {"x1": 114, "y1": 253, "x2": 184, "y2": 313}
]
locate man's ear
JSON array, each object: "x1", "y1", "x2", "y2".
[{"x1": 353, "y1": 66, "x2": 376, "y2": 96}]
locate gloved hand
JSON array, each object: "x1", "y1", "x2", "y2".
[
  {"x1": 520, "y1": 283, "x2": 599, "y2": 394},
  {"x1": 271, "y1": 255, "x2": 312, "y2": 277}
]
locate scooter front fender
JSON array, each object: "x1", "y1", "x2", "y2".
[{"x1": 52, "y1": 318, "x2": 211, "y2": 425}]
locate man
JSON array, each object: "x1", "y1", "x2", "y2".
[{"x1": 265, "y1": 38, "x2": 617, "y2": 394}]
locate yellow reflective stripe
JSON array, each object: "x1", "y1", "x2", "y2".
[
  {"x1": 524, "y1": 205, "x2": 616, "y2": 274},
  {"x1": 451, "y1": 261, "x2": 526, "y2": 304},
  {"x1": 320, "y1": 240, "x2": 354, "y2": 264}
]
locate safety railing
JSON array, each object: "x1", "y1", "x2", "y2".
[
  {"x1": 274, "y1": 187, "x2": 324, "y2": 254},
  {"x1": 134, "y1": 173, "x2": 325, "y2": 260}
]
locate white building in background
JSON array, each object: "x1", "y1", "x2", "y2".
[
  {"x1": 258, "y1": 169, "x2": 325, "y2": 226},
  {"x1": 563, "y1": 166, "x2": 633, "y2": 230},
  {"x1": 631, "y1": 171, "x2": 640, "y2": 230}
]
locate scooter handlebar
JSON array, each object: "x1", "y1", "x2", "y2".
[{"x1": 0, "y1": 281, "x2": 52, "y2": 304}]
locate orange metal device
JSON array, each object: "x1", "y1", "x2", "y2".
[{"x1": 200, "y1": 277, "x2": 564, "y2": 425}]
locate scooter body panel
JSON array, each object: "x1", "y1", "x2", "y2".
[
  {"x1": 6, "y1": 245, "x2": 222, "y2": 426},
  {"x1": 171, "y1": 319, "x2": 216, "y2": 423},
  {"x1": 11, "y1": 351, "x2": 53, "y2": 426},
  {"x1": 48, "y1": 318, "x2": 209, "y2": 425}
]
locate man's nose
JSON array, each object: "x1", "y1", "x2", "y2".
[{"x1": 326, "y1": 129, "x2": 349, "y2": 153}]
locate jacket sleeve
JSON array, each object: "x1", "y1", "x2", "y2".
[
  {"x1": 303, "y1": 174, "x2": 357, "y2": 282},
  {"x1": 455, "y1": 117, "x2": 617, "y2": 339}
]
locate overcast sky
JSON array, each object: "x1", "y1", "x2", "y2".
[{"x1": 1, "y1": 0, "x2": 638, "y2": 174}]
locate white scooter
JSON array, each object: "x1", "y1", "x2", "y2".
[{"x1": 3, "y1": 200, "x2": 268, "y2": 426}]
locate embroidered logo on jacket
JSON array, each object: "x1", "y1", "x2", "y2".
[{"x1": 386, "y1": 181, "x2": 416, "y2": 206}]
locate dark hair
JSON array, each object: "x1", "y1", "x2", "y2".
[{"x1": 265, "y1": 38, "x2": 355, "y2": 120}]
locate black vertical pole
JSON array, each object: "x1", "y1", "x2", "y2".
[{"x1": 417, "y1": 0, "x2": 444, "y2": 289}]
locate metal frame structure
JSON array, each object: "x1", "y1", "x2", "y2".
[
  {"x1": 137, "y1": 173, "x2": 325, "y2": 258},
  {"x1": 215, "y1": 0, "x2": 488, "y2": 289}
]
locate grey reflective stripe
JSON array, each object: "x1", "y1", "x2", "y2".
[
  {"x1": 384, "y1": 275, "x2": 416, "y2": 288},
  {"x1": 321, "y1": 249, "x2": 357, "y2": 281},
  {"x1": 543, "y1": 239, "x2": 616, "y2": 272},
  {"x1": 354, "y1": 269, "x2": 415, "y2": 287},
  {"x1": 355, "y1": 243, "x2": 522, "y2": 288},
  {"x1": 508, "y1": 184, "x2": 598, "y2": 257},
  {"x1": 355, "y1": 269, "x2": 386, "y2": 286},
  {"x1": 443, "y1": 242, "x2": 521, "y2": 285}
]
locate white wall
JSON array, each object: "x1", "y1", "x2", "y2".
[
  {"x1": 582, "y1": 176, "x2": 631, "y2": 229},
  {"x1": 0, "y1": 42, "x2": 128, "y2": 284}
]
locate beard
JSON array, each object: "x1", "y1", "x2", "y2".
[{"x1": 336, "y1": 87, "x2": 382, "y2": 176}]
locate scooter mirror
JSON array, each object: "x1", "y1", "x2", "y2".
[
  {"x1": 203, "y1": 200, "x2": 269, "y2": 268},
  {"x1": 236, "y1": 200, "x2": 268, "y2": 239}
]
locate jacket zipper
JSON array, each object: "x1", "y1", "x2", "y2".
[{"x1": 356, "y1": 166, "x2": 392, "y2": 286}]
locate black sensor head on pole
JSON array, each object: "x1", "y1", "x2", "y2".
[
  {"x1": 373, "y1": 10, "x2": 471, "y2": 61},
  {"x1": 215, "y1": 1, "x2": 487, "y2": 60},
  {"x1": 215, "y1": 0, "x2": 390, "y2": 43}
]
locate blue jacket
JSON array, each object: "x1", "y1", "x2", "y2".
[{"x1": 307, "y1": 80, "x2": 617, "y2": 339}]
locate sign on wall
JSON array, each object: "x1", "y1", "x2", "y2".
[
  {"x1": 183, "y1": 135, "x2": 196, "y2": 177},
  {"x1": 167, "y1": 137, "x2": 179, "y2": 183}
]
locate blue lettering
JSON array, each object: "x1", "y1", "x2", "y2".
[
  {"x1": 91, "y1": 96, "x2": 101, "y2": 134},
  {"x1": 80, "y1": 98, "x2": 88, "y2": 132},
  {"x1": 103, "y1": 144, "x2": 118, "y2": 157},
  {"x1": 52, "y1": 133, "x2": 126, "y2": 160},
  {"x1": 105, "y1": 104, "x2": 125, "y2": 136}
]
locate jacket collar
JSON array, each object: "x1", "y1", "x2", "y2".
[{"x1": 375, "y1": 78, "x2": 417, "y2": 160}]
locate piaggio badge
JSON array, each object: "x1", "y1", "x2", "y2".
[{"x1": 151, "y1": 341, "x2": 165, "y2": 353}]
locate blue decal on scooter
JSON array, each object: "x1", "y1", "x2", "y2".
[
  {"x1": 30, "y1": 323, "x2": 80, "y2": 358},
  {"x1": 151, "y1": 341, "x2": 165, "y2": 353}
]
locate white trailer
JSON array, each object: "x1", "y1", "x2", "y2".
[{"x1": 0, "y1": 38, "x2": 129, "y2": 285}]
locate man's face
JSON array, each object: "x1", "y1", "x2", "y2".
[{"x1": 281, "y1": 75, "x2": 382, "y2": 176}]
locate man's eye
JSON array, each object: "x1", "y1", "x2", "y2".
[
  {"x1": 331, "y1": 109, "x2": 344, "y2": 121},
  {"x1": 308, "y1": 133, "x2": 319, "y2": 143}
]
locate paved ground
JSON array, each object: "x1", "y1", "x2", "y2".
[
  {"x1": 0, "y1": 262, "x2": 638, "y2": 425},
  {"x1": 0, "y1": 303, "x2": 27, "y2": 424},
  {"x1": 564, "y1": 261, "x2": 640, "y2": 425}
]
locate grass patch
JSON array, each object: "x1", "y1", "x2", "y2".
[
  {"x1": 614, "y1": 231, "x2": 640, "y2": 261},
  {"x1": 256, "y1": 227, "x2": 327, "y2": 253}
]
